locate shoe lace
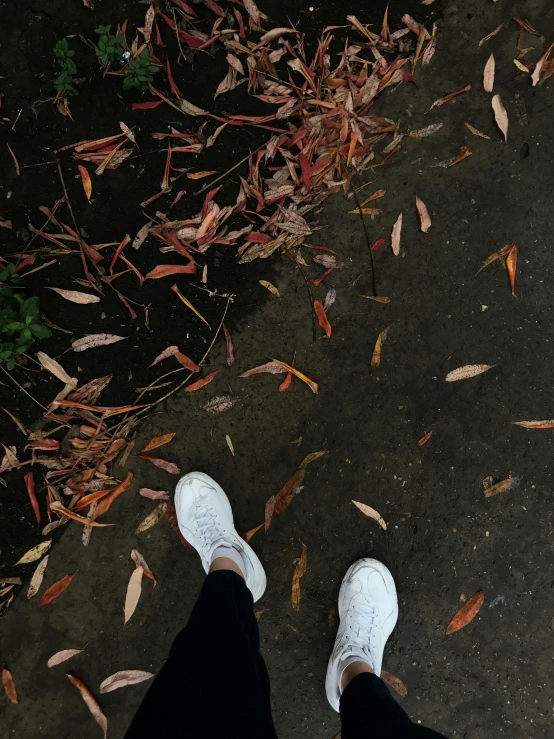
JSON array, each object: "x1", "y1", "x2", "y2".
[
  {"x1": 195, "y1": 503, "x2": 225, "y2": 556},
  {"x1": 342, "y1": 601, "x2": 377, "y2": 654}
]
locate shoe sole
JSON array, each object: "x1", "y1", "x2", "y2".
[{"x1": 174, "y1": 471, "x2": 267, "y2": 602}]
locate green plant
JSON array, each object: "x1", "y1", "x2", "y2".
[
  {"x1": 0, "y1": 264, "x2": 51, "y2": 370},
  {"x1": 53, "y1": 38, "x2": 78, "y2": 96},
  {"x1": 123, "y1": 48, "x2": 158, "y2": 92},
  {"x1": 95, "y1": 24, "x2": 124, "y2": 67}
]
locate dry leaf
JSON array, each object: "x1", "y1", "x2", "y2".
[
  {"x1": 271, "y1": 358, "x2": 318, "y2": 394},
  {"x1": 484, "y1": 477, "x2": 519, "y2": 497},
  {"x1": 464, "y1": 123, "x2": 490, "y2": 140},
  {"x1": 479, "y1": 23, "x2": 503, "y2": 47},
  {"x1": 131, "y1": 549, "x2": 156, "y2": 583},
  {"x1": 47, "y1": 649, "x2": 82, "y2": 667},
  {"x1": 174, "y1": 351, "x2": 200, "y2": 373},
  {"x1": 418, "y1": 430, "x2": 433, "y2": 447},
  {"x1": 67, "y1": 674, "x2": 107, "y2": 738},
  {"x1": 141, "y1": 433, "x2": 176, "y2": 453},
  {"x1": 139, "y1": 455, "x2": 180, "y2": 474},
  {"x1": 506, "y1": 245, "x2": 517, "y2": 294},
  {"x1": 184, "y1": 371, "x2": 219, "y2": 393},
  {"x1": 240, "y1": 361, "x2": 286, "y2": 378},
  {"x1": 513, "y1": 58, "x2": 529, "y2": 73},
  {"x1": 244, "y1": 522, "x2": 264, "y2": 542},
  {"x1": 476, "y1": 243, "x2": 513, "y2": 273},
  {"x1": 531, "y1": 42, "x2": 554, "y2": 86},
  {"x1": 513, "y1": 420, "x2": 554, "y2": 429},
  {"x1": 381, "y1": 670, "x2": 408, "y2": 697},
  {"x1": 78, "y1": 165, "x2": 92, "y2": 201},
  {"x1": 171, "y1": 284, "x2": 210, "y2": 327},
  {"x1": 40, "y1": 572, "x2": 75, "y2": 607},
  {"x1": 371, "y1": 327, "x2": 389, "y2": 368},
  {"x1": 226, "y1": 434, "x2": 235, "y2": 456},
  {"x1": 16, "y1": 540, "x2": 52, "y2": 565},
  {"x1": 291, "y1": 544, "x2": 307, "y2": 611},
  {"x1": 145, "y1": 264, "x2": 196, "y2": 279},
  {"x1": 37, "y1": 352, "x2": 75, "y2": 385},
  {"x1": 447, "y1": 146, "x2": 472, "y2": 167},
  {"x1": 139, "y1": 488, "x2": 169, "y2": 501},
  {"x1": 391, "y1": 213, "x2": 402, "y2": 255},
  {"x1": 99, "y1": 670, "x2": 154, "y2": 694},
  {"x1": 445, "y1": 365, "x2": 493, "y2": 382},
  {"x1": 47, "y1": 288, "x2": 100, "y2": 304},
  {"x1": 132, "y1": 222, "x2": 151, "y2": 250},
  {"x1": 2, "y1": 668, "x2": 18, "y2": 704},
  {"x1": 124, "y1": 566, "x2": 143, "y2": 624},
  {"x1": 314, "y1": 299, "x2": 331, "y2": 338},
  {"x1": 149, "y1": 345, "x2": 179, "y2": 366},
  {"x1": 360, "y1": 295, "x2": 390, "y2": 303},
  {"x1": 136, "y1": 502, "x2": 167, "y2": 533},
  {"x1": 446, "y1": 591, "x2": 484, "y2": 635},
  {"x1": 415, "y1": 196, "x2": 431, "y2": 232},
  {"x1": 24, "y1": 471, "x2": 40, "y2": 524},
  {"x1": 492, "y1": 94, "x2": 508, "y2": 142},
  {"x1": 259, "y1": 280, "x2": 280, "y2": 297},
  {"x1": 72, "y1": 334, "x2": 126, "y2": 352},
  {"x1": 186, "y1": 170, "x2": 218, "y2": 180},
  {"x1": 27, "y1": 555, "x2": 49, "y2": 599},
  {"x1": 409, "y1": 122, "x2": 443, "y2": 139},
  {"x1": 352, "y1": 500, "x2": 387, "y2": 530},
  {"x1": 483, "y1": 54, "x2": 495, "y2": 92},
  {"x1": 427, "y1": 84, "x2": 471, "y2": 112},
  {"x1": 266, "y1": 452, "x2": 325, "y2": 530},
  {"x1": 177, "y1": 98, "x2": 208, "y2": 116}
]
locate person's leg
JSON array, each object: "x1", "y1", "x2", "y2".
[
  {"x1": 326, "y1": 559, "x2": 448, "y2": 739},
  {"x1": 125, "y1": 472, "x2": 277, "y2": 739}
]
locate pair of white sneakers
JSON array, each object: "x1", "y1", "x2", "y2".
[{"x1": 175, "y1": 472, "x2": 398, "y2": 713}]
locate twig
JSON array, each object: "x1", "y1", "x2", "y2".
[
  {"x1": 56, "y1": 159, "x2": 81, "y2": 238},
  {"x1": 0, "y1": 366, "x2": 48, "y2": 412},
  {"x1": 193, "y1": 145, "x2": 265, "y2": 196},
  {"x1": 350, "y1": 178, "x2": 377, "y2": 296}
]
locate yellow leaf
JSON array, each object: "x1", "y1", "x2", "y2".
[
  {"x1": 171, "y1": 284, "x2": 210, "y2": 327},
  {"x1": 464, "y1": 123, "x2": 491, "y2": 140},
  {"x1": 259, "y1": 280, "x2": 280, "y2": 297},
  {"x1": 291, "y1": 544, "x2": 307, "y2": 611},
  {"x1": 15, "y1": 540, "x2": 52, "y2": 565}
]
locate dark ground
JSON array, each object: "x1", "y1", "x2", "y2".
[{"x1": 2, "y1": 0, "x2": 554, "y2": 736}]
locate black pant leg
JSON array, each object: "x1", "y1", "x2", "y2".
[
  {"x1": 340, "y1": 673, "x2": 448, "y2": 739},
  {"x1": 125, "y1": 570, "x2": 278, "y2": 739}
]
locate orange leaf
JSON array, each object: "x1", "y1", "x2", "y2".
[
  {"x1": 50, "y1": 501, "x2": 113, "y2": 527},
  {"x1": 278, "y1": 353, "x2": 295, "y2": 392},
  {"x1": 371, "y1": 327, "x2": 389, "y2": 367},
  {"x1": 184, "y1": 370, "x2": 219, "y2": 392},
  {"x1": 24, "y1": 471, "x2": 40, "y2": 524},
  {"x1": 145, "y1": 264, "x2": 196, "y2": 279},
  {"x1": 67, "y1": 674, "x2": 107, "y2": 738},
  {"x1": 175, "y1": 352, "x2": 201, "y2": 372},
  {"x1": 418, "y1": 430, "x2": 433, "y2": 446},
  {"x1": 40, "y1": 572, "x2": 76, "y2": 607},
  {"x1": 141, "y1": 433, "x2": 176, "y2": 453},
  {"x1": 314, "y1": 299, "x2": 331, "y2": 338},
  {"x1": 244, "y1": 522, "x2": 264, "y2": 542},
  {"x1": 73, "y1": 489, "x2": 110, "y2": 513},
  {"x1": 171, "y1": 284, "x2": 210, "y2": 326},
  {"x1": 427, "y1": 84, "x2": 471, "y2": 112},
  {"x1": 2, "y1": 667, "x2": 18, "y2": 704},
  {"x1": 381, "y1": 670, "x2": 408, "y2": 697},
  {"x1": 270, "y1": 358, "x2": 318, "y2": 394},
  {"x1": 445, "y1": 591, "x2": 484, "y2": 635},
  {"x1": 506, "y1": 245, "x2": 517, "y2": 294},
  {"x1": 266, "y1": 452, "x2": 325, "y2": 530},
  {"x1": 78, "y1": 165, "x2": 92, "y2": 201},
  {"x1": 476, "y1": 243, "x2": 513, "y2": 273},
  {"x1": 513, "y1": 420, "x2": 554, "y2": 429},
  {"x1": 93, "y1": 472, "x2": 133, "y2": 518},
  {"x1": 448, "y1": 146, "x2": 472, "y2": 167}
]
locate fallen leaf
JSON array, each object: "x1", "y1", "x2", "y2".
[
  {"x1": 531, "y1": 42, "x2": 554, "y2": 86},
  {"x1": 479, "y1": 23, "x2": 503, "y2": 47},
  {"x1": 314, "y1": 299, "x2": 331, "y2": 338},
  {"x1": 259, "y1": 279, "x2": 280, "y2": 297},
  {"x1": 0, "y1": 444, "x2": 18, "y2": 473},
  {"x1": 428, "y1": 84, "x2": 471, "y2": 112},
  {"x1": 492, "y1": 94, "x2": 508, "y2": 142},
  {"x1": 267, "y1": 452, "x2": 325, "y2": 530},
  {"x1": 2, "y1": 407, "x2": 27, "y2": 435},
  {"x1": 279, "y1": 353, "x2": 296, "y2": 392},
  {"x1": 476, "y1": 243, "x2": 513, "y2": 273},
  {"x1": 24, "y1": 471, "x2": 40, "y2": 524},
  {"x1": 271, "y1": 358, "x2": 318, "y2": 394},
  {"x1": 244, "y1": 522, "x2": 264, "y2": 542},
  {"x1": 7, "y1": 143, "x2": 20, "y2": 175},
  {"x1": 93, "y1": 472, "x2": 134, "y2": 518},
  {"x1": 72, "y1": 334, "x2": 126, "y2": 352},
  {"x1": 99, "y1": 670, "x2": 154, "y2": 694},
  {"x1": 483, "y1": 54, "x2": 495, "y2": 92},
  {"x1": 371, "y1": 327, "x2": 389, "y2": 367},
  {"x1": 78, "y1": 165, "x2": 92, "y2": 201},
  {"x1": 136, "y1": 502, "x2": 167, "y2": 533},
  {"x1": 409, "y1": 122, "x2": 444, "y2": 139},
  {"x1": 415, "y1": 196, "x2": 431, "y2": 232},
  {"x1": 513, "y1": 58, "x2": 530, "y2": 73},
  {"x1": 174, "y1": 352, "x2": 201, "y2": 372},
  {"x1": 131, "y1": 549, "x2": 156, "y2": 583},
  {"x1": 50, "y1": 501, "x2": 113, "y2": 527},
  {"x1": 67, "y1": 674, "x2": 107, "y2": 738},
  {"x1": 47, "y1": 649, "x2": 82, "y2": 667},
  {"x1": 418, "y1": 430, "x2": 433, "y2": 446},
  {"x1": 40, "y1": 572, "x2": 75, "y2": 607},
  {"x1": 445, "y1": 364, "x2": 494, "y2": 382},
  {"x1": 446, "y1": 591, "x2": 484, "y2": 635},
  {"x1": 381, "y1": 670, "x2": 408, "y2": 697},
  {"x1": 352, "y1": 500, "x2": 387, "y2": 530},
  {"x1": 171, "y1": 284, "x2": 210, "y2": 327},
  {"x1": 47, "y1": 288, "x2": 100, "y2": 304},
  {"x1": 484, "y1": 477, "x2": 519, "y2": 497},
  {"x1": 359, "y1": 189, "x2": 386, "y2": 207},
  {"x1": 291, "y1": 544, "x2": 307, "y2": 611},
  {"x1": 226, "y1": 434, "x2": 235, "y2": 456},
  {"x1": 184, "y1": 371, "x2": 219, "y2": 393},
  {"x1": 240, "y1": 361, "x2": 286, "y2": 378},
  {"x1": 447, "y1": 147, "x2": 472, "y2": 167},
  {"x1": 186, "y1": 170, "x2": 218, "y2": 180},
  {"x1": 145, "y1": 264, "x2": 196, "y2": 279},
  {"x1": 124, "y1": 566, "x2": 143, "y2": 624},
  {"x1": 37, "y1": 352, "x2": 75, "y2": 385},
  {"x1": 16, "y1": 540, "x2": 52, "y2": 565},
  {"x1": 139, "y1": 456, "x2": 180, "y2": 474},
  {"x1": 465, "y1": 123, "x2": 490, "y2": 140},
  {"x1": 361, "y1": 295, "x2": 390, "y2": 303},
  {"x1": 202, "y1": 395, "x2": 239, "y2": 414},
  {"x1": 139, "y1": 488, "x2": 169, "y2": 501},
  {"x1": 132, "y1": 222, "x2": 151, "y2": 250},
  {"x1": 149, "y1": 345, "x2": 179, "y2": 366},
  {"x1": 506, "y1": 245, "x2": 517, "y2": 294},
  {"x1": 27, "y1": 555, "x2": 49, "y2": 598},
  {"x1": 2, "y1": 667, "x2": 18, "y2": 704},
  {"x1": 391, "y1": 213, "x2": 402, "y2": 255},
  {"x1": 513, "y1": 420, "x2": 554, "y2": 429},
  {"x1": 141, "y1": 433, "x2": 176, "y2": 453}
]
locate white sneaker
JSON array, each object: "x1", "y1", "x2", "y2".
[
  {"x1": 174, "y1": 471, "x2": 267, "y2": 602},
  {"x1": 325, "y1": 558, "x2": 398, "y2": 712}
]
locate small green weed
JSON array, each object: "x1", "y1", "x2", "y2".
[
  {"x1": 123, "y1": 48, "x2": 158, "y2": 92},
  {"x1": 53, "y1": 38, "x2": 78, "y2": 96},
  {"x1": 95, "y1": 24, "x2": 124, "y2": 67},
  {"x1": 0, "y1": 264, "x2": 51, "y2": 370}
]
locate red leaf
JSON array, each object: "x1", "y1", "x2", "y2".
[
  {"x1": 184, "y1": 370, "x2": 219, "y2": 392},
  {"x1": 174, "y1": 352, "x2": 200, "y2": 372},
  {"x1": 446, "y1": 591, "x2": 485, "y2": 635},
  {"x1": 298, "y1": 153, "x2": 312, "y2": 191},
  {"x1": 67, "y1": 674, "x2": 107, "y2": 738},
  {"x1": 24, "y1": 471, "x2": 40, "y2": 524},
  {"x1": 131, "y1": 100, "x2": 164, "y2": 110},
  {"x1": 314, "y1": 299, "x2": 332, "y2": 338},
  {"x1": 40, "y1": 572, "x2": 76, "y2": 606},
  {"x1": 371, "y1": 237, "x2": 386, "y2": 251},
  {"x1": 279, "y1": 353, "x2": 296, "y2": 392},
  {"x1": 418, "y1": 430, "x2": 433, "y2": 446}
]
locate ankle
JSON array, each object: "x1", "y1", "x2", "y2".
[
  {"x1": 209, "y1": 556, "x2": 245, "y2": 580},
  {"x1": 341, "y1": 660, "x2": 374, "y2": 691}
]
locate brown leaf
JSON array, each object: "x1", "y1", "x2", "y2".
[
  {"x1": 149, "y1": 345, "x2": 179, "y2": 366},
  {"x1": 131, "y1": 549, "x2": 156, "y2": 582},
  {"x1": 24, "y1": 471, "x2": 40, "y2": 524},
  {"x1": 492, "y1": 94, "x2": 508, "y2": 142},
  {"x1": 145, "y1": 264, "x2": 196, "y2": 279},
  {"x1": 506, "y1": 245, "x2": 517, "y2": 294},
  {"x1": 2, "y1": 667, "x2": 18, "y2": 704},
  {"x1": 314, "y1": 299, "x2": 331, "y2": 338},
  {"x1": 50, "y1": 501, "x2": 113, "y2": 528},
  {"x1": 476, "y1": 243, "x2": 513, "y2": 273},
  {"x1": 139, "y1": 456, "x2": 180, "y2": 474},
  {"x1": 483, "y1": 54, "x2": 495, "y2": 92},
  {"x1": 291, "y1": 544, "x2": 307, "y2": 611},
  {"x1": 531, "y1": 42, "x2": 554, "y2": 86},
  {"x1": 447, "y1": 147, "x2": 472, "y2": 167},
  {"x1": 352, "y1": 500, "x2": 387, "y2": 530},
  {"x1": 371, "y1": 327, "x2": 389, "y2": 368},
  {"x1": 47, "y1": 649, "x2": 82, "y2": 667},
  {"x1": 16, "y1": 540, "x2": 52, "y2": 565},
  {"x1": 446, "y1": 591, "x2": 484, "y2": 635},
  {"x1": 418, "y1": 430, "x2": 433, "y2": 447},
  {"x1": 445, "y1": 364, "x2": 493, "y2": 381},
  {"x1": 184, "y1": 371, "x2": 219, "y2": 393},
  {"x1": 427, "y1": 84, "x2": 471, "y2": 112},
  {"x1": 409, "y1": 122, "x2": 443, "y2": 139},
  {"x1": 141, "y1": 433, "x2": 176, "y2": 453},
  {"x1": 72, "y1": 334, "x2": 126, "y2": 352},
  {"x1": 513, "y1": 420, "x2": 554, "y2": 429},
  {"x1": 7, "y1": 143, "x2": 20, "y2": 175},
  {"x1": 40, "y1": 572, "x2": 75, "y2": 606},
  {"x1": 135, "y1": 502, "x2": 167, "y2": 533},
  {"x1": 78, "y1": 165, "x2": 92, "y2": 200},
  {"x1": 267, "y1": 452, "x2": 325, "y2": 529},
  {"x1": 483, "y1": 477, "x2": 519, "y2": 497},
  {"x1": 124, "y1": 566, "x2": 143, "y2": 624},
  {"x1": 139, "y1": 488, "x2": 169, "y2": 501},
  {"x1": 186, "y1": 170, "x2": 218, "y2": 180},
  {"x1": 223, "y1": 324, "x2": 235, "y2": 366},
  {"x1": 67, "y1": 674, "x2": 107, "y2": 738},
  {"x1": 415, "y1": 196, "x2": 431, "y2": 232},
  {"x1": 464, "y1": 123, "x2": 490, "y2": 140},
  {"x1": 391, "y1": 213, "x2": 402, "y2": 255},
  {"x1": 259, "y1": 279, "x2": 280, "y2": 297},
  {"x1": 27, "y1": 555, "x2": 49, "y2": 599},
  {"x1": 240, "y1": 361, "x2": 286, "y2": 378},
  {"x1": 479, "y1": 23, "x2": 503, "y2": 48},
  {"x1": 99, "y1": 670, "x2": 154, "y2": 694},
  {"x1": 47, "y1": 288, "x2": 100, "y2": 304},
  {"x1": 381, "y1": 670, "x2": 408, "y2": 697},
  {"x1": 271, "y1": 358, "x2": 318, "y2": 394},
  {"x1": 360, "y1": 295, "x2": 390, "y2": 303}
]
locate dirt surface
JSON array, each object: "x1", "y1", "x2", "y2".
[{"x1": 2, "y1": 0, "x2": 554, "y2": 736}]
